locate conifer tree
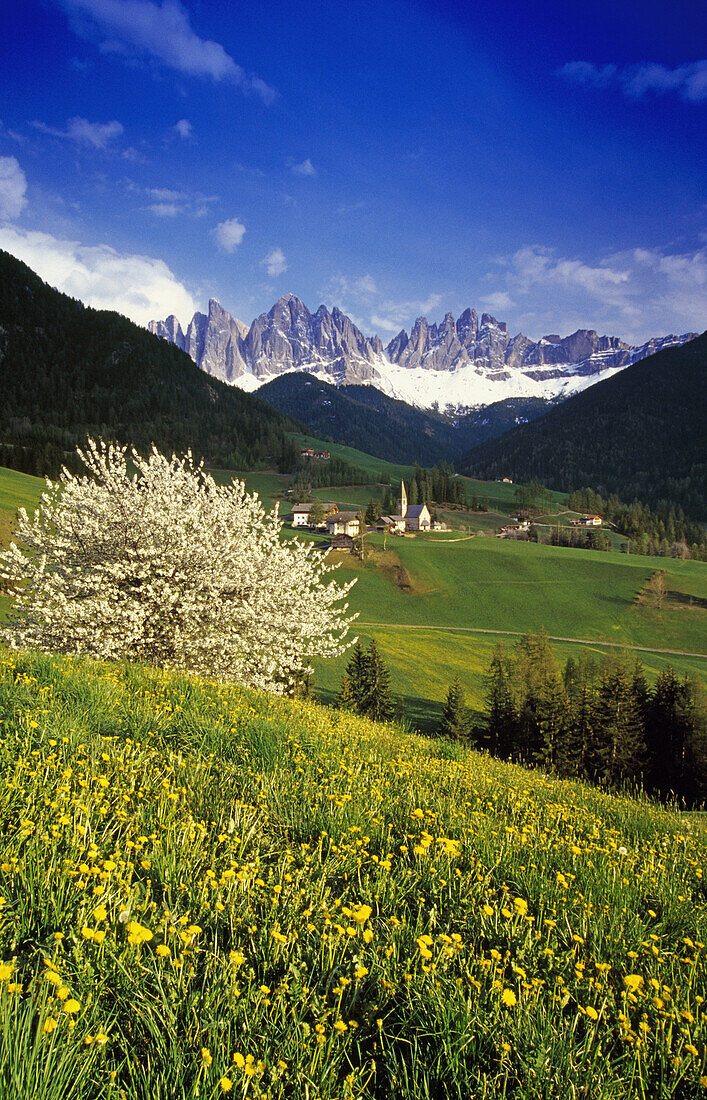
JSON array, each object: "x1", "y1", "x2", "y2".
[
  {"x1": 336, "y1": 640, "x2": 367, "y2": 711},
  {"x1": 593, "y1": 661, "x2": 646, "y2": 787},
  {"x1": 438, "y1": 677, "x2": 470, "y2": 741},
  {"x1": 360, "y1": 639, "x2": 396, "y2": 721},
  {"x1": 485, "y1": 644, "x2": 517, "y2": 758}
]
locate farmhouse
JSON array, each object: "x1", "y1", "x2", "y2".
[
  {"x1": 376, "y1": 514, "x2": 406, "y2": 533},
  {"x1": 291, "y1": 502, "x2": 338, "y2": 528},
  {"x1": 300, "y1": 447, "x2": 331, "y2": 460},
  {"x1": 330, "y1": 533, "x2": 354, "y2": 552},
  {"x1": 326, "y1": 511, "x2": 360, "y2": 537},
  {"x1": 571, "y1": 514, "x2": 603, "y2": 527}
]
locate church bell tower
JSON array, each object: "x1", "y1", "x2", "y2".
[{"x1": 399, "y1": 481, "x2": 407, "y2": 518}]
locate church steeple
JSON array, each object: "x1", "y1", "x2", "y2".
[{"x1": 399, "y1": 481, "x2": 407, "y2": 518}]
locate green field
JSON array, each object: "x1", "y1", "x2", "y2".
[
  {"x1": 312, "y1": 534, "x2": 707, "y2": 728},
  {"x1": 1, "y1": 463, "x2": 705, "y2": 735},
  {"x1": 0, "y1": 647, "x2": 705, "y2": 1099}
]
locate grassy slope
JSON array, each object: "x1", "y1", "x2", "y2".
[
  {"x1": 0, "y1": 648, "x2": 705, "y2": 1099},
  {"x1": 2, "y1": 464, "x2": 705, "y2": 732}
]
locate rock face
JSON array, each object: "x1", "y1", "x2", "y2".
[
  {"x1": 151, "y1": 294, "x2": 384, "y2": 388},
  {"x1": 149, "y1": 296, "x2": 696, "y2": 409}
]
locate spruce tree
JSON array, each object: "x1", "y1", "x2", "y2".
[
  {"x1": 485, "y1": 644, "x2": 517, "y2": 758},
  {"x1": 336, "y1": 640, "x2": 367, "y2": 711},
  {"x1": 438, "y1": 677, "x2": 470, "y2": 740},
  {"x1": 594, "y1": 660, "x2": 646, "y2": 788},
  {"x1": 360, "y1": 640, "x2": 396, "y2": 721}
]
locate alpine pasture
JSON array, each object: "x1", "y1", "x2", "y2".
[{"x1": 0, "y1": 462, "x2": 706, "y2": 1098}]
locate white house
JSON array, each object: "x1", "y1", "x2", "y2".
[
  {"x1": 292, "y1": 502, "x2": 338, "y2": 528},
  {"x1": 326, "y1": 511, "x2": 360, "y2": 538}
]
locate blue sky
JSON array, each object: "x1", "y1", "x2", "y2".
[{"x1": 0, "y1": 0, "x2": 705, "y2": 344}]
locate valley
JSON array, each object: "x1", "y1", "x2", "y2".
[{"x1": 3, "y1": 459, "x2": 704, "y2": 736}]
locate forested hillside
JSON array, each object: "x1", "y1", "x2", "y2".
[
  {"x1": 459, "y1": 333, "x2": 706, "y2": 518},
  {"x1": 0, "y1": 251, "x2": 298, "y2": 475},
  {"x1": 258, "y1": 372, "x2": 553, "y2": 465}
]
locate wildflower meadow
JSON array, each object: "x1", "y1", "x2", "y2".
[{"x1": 0, "y1": 648, "x2": 705, "y2": 1098}]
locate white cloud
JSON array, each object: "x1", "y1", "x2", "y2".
[
  {"x1": 174, "y1": 118, "x2": 192, "y2": 138},
  {"x1": 213, "y1": 217, "x2": 245, "y2": 253},
  {"x1": 291, "y1": 158, "x2": 316, "y2": 177},
  {"x1": 148, "y1": 202, "x2": 180, "y2": 217},
  {"x1": 148, "y1": 187, "x2": 185, "y2": 201},
  {"x1": 558, "y1": 59, "x2": 707, "y2": 102},
  {"x1": 0, "y1": 157, "x2": 28, "y2": 220},
  {"x1": 32, "y1": 116, "x2": 124, "y2": 148},
  {"x1": 325, "y1": 274, "x2": 378, "y2": 304},
  {"x1": 55, "y1": 0, "x2": 276, "y2": 102},
  {"x1": 486, "y1": 243, "x2": 707, "y2": 343},
  {"x1": 0, "y1": 225, "x2": 197, "y2": 326},
  {"x1": 479, "y1": 291, "x2": 513, "y2": 312},
  {"x1": 262, "y1": 247, "x2": 287, "y2": 277},
  {"x1": 370, "y1": 314, "x2": 402, "y2": 334}
]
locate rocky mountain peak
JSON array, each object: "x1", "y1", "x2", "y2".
[{"x1": 149, "y1": 297, "x2": 696, "y2": 410}]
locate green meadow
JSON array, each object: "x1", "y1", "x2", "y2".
[
  {"x1": 0, "y1": 647, "x2": 705, "y2": 1099},
  {"x1": 1, "y1": 464, "x2": 705, "y2": 735}
]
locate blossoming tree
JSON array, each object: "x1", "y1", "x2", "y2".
[{"x1": 0, "y1": 439, "x2": 357, "y2": 693}]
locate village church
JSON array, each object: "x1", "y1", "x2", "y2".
[{"x1": 378, "y1": 482, "x2": 431, "y2": 533}]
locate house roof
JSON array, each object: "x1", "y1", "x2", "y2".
[
  {"x1": 293, "y1": 502, "x2": 338, "y2": 512},
  {"x1": 405, "y1": 504, "x2": 429, "y2": 518},
  {"x1": 328, "y1": 511, "x2": 359, "y2": 522}
]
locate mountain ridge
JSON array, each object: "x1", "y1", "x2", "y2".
[
  {"x1": 149, "y1": 295, "x2": 696, "y2": 410},
  {"x1": 458, "y1": 331, "x2": 707, "y2": 519},
  {"x1": 0, "y1": 250, "x2": 297, "y2": 476}
]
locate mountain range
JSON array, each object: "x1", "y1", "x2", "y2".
[
  {"x1": 461, "y1": 332, "x2": 707, "y2": 518},
  {"x1": 149, "y1": 295, "x2": 695, "y2": 410}
]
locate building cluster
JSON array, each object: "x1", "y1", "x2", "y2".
[
  {"x1": 290, "y1": 483, "x2": 441, "y2": 551},
  {"x1": 299, "y1": 447, "x2": 331, "y2": 460},
  {"x1": 570, "y1": 514, "x2": 603, "y2": 527}
]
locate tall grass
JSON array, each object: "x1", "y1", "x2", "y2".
[{"x1": 0, "y1": 647, "x2": 704, "y2": 1098}]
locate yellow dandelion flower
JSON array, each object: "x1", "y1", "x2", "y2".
[
  {"x1": 233, "y1": 1053, "x2": 245, "y2": 1068},
  {"x1": 219, "y1": 1078, "x2": 232, "y2": 1092},
  {"x1": 585, "y1": 1006, "x2": 599, "y2": 1021},
  {"x1": 92, "y1": 906, "x2": 108, "y2": 922},
  {"x1": 64, "y1": 999, "x2": 81, "y2": 1014},
  {"x1": 623, "y1": 975, "x2": 643, "y2": 993},
  {"x1": 501, "y1": 989, "x2": 517, "y2": 1008},
  {"x1": 156, "y1": 945, "x2": 170, "y2": 957},
  {"x1": 0, "y1": 963, "x2": 13, "y2": 981},
  {"x1": 362, "y1": 929, "x2": 374, "y2": 944},
  {"x1": 352, "y1": 904, "x2": 372, "y2": 924},
  {"x1": 201, "y1": 1048, "x2": 212, "y2": 1066},
  {"x1": 334, "y1": 1019, "x2": 347, "y2": 1032}
]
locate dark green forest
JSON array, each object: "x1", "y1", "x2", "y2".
[
  {"x1": 258, "y1": 372, "x2": 553, "y2": 466},
  {"x1": 459, "y1": 333, "x2": 707, "y2": 519},
  {"x1": 0, "y1": 250, "x2": 297, "y2": 476},
  {"x1": 478, "y1": 633, "x2": 707, "y2": 805}
]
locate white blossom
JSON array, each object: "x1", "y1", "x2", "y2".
[{"x1": 0, "y1": 439, "x2": 357, "y2": 693}]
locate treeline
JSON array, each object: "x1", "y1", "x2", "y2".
[
  {"x1": 382, "y1": 463, "x2": 470, "y2": 512},
  {"x1": 473, "y1": 633, "x2": 706, "y2": 804},
  {"x1": 547, "y1": 525, "x2": 612, "y2": 552},
  {"x1": 458, "y1": 334, "x2": 706, "y2": 520},
  {"x1": 0, "y1": 250, "x2": 296, "y2": 477},
  {"x1": 290, "y1": 456, "x2": 381, "y2": 493},
  {"x1": 568, "y1": 488, "x2": 707, "y2": 560}
]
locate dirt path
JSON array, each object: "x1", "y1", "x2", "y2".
[{"x1": 357, "y1": 622, "x2": 707, "y2": 659}]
